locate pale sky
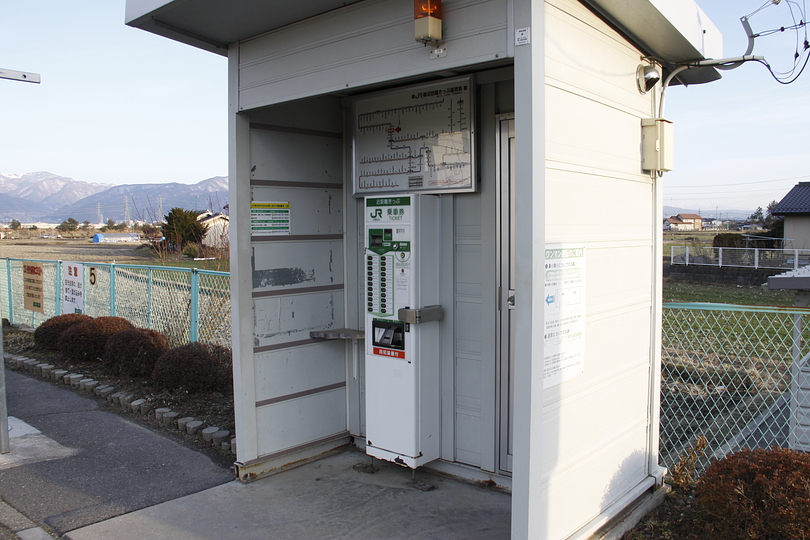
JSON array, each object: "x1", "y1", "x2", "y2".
[
  {"x1": 1, "y1": 0, "x2": 808, "y2": 214},
  {"x1": 665, "y1": 0, "x2": 810, "y2": 216},
  {"x1": 0, "y1": 1, "x2": 227, "y2": 186}
]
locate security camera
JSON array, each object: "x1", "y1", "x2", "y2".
[{"x1": 636, "y1": 64, "x2": 661, "y2": 94}]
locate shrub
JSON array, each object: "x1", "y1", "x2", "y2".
[
  {"x1": 57, "y1": 316, "x2": 135, "y2": 362},
  {"x1": 696, "y1": 447, "x2": 810, "y2": 539},
  {"x1": 33, "y1": 313, "x2": 93, "y2": 350},
  {"x1": 182, "y1": 242, "x2": 198, "y2": 259},
  {"x1": 102, "y1": 328, "x2": 169, "y2": 377},
  {"x1": 712, "y1": 233, "x2": 745, "y2": 248},
  {"x1": 151, "y1": 342, "x2": 232, "y2": 393}
]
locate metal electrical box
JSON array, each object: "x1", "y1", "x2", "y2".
[
  {"x1": 364, "y1": 194, "x2": 441, "y2": 468},
  {"x1": 641, "y1": 118, "x2": 674, "y2": 172}
]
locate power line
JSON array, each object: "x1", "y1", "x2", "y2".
[{"x1": 667, "y1": 174, "x2": 810, "y2": 189}]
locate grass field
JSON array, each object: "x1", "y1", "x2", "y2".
[
  {"x1": 0, "y1": 239, "x2": 228, "y2": 271},
  {"x1": 663, "y1": 279, "x2": 795, "y2": 306}
]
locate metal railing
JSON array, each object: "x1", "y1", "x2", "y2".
[
  {"x1": 661, "y1": 302, "x2": 810, "y2": 472},
  {"x1": 0, "y1": 258, "x2": 231, "y2": 347},
  {"x1": 670, "y1": 245, "x2": 810, "y2": 270}
]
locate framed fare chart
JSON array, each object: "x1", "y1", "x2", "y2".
[{"x1": 352, "y1": 76, "x2": 475, "y2": 195}]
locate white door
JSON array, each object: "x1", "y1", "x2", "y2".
[{"x1": 497, "y1": 115, "x2": 515, "y2": 474}]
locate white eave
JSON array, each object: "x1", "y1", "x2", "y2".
[
  {"x1": 126, "y1": 0, "x2": 722, "y2": 83},
  {"x1": 124, "y1": 0, "x2": 364, "y2": 55}
]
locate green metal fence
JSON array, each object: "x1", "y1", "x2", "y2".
[
  {"x1": 661, "y1": 302, "x2": 810, "y2": 472},
  {"x1": 0, "y1": 258, "x2": 231, "y2": 347}
]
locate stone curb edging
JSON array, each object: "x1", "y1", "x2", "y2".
[
  {"x1": 0, "y1": 498, "x2": 53, "y2": 540},
  {"x1": 2, "y1": 352, "x2": 237, "y2": 455}
]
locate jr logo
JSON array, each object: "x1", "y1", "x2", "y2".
[{"x1": 370, "y1": 209, "x2": 383, "y2": 219}]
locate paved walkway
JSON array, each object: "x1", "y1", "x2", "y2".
[{"x1": 1, "y1": 364, "x2": 512, "y2": 539}]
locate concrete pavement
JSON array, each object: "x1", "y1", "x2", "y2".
[{"x1": 1, "y1": 361, "x2": 512, "y2": 539}]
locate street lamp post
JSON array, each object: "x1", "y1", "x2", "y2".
[{"x1": 0, "y1": 66, "x2": 40, "y2": 454}]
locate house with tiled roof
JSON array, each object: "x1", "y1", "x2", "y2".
[
  {"x1": 663, "y1": 217, "x2": 690, "y2": 231},
  {"x1": 772, "y1": 182, "x2": 810, "y2": 248},
  {"x1": 676, "y1": 213, "x2": 702, "y2": 230}
]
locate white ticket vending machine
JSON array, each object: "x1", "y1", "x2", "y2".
[{"x1": 364, "y1": 194, "x2": 442, "y2": 468}]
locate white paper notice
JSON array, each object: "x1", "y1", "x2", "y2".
[{"x1": 543, "y1": 245, "x2": 585, "y2": 388}]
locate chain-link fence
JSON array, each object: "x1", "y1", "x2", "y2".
[
  {"x1": 670, "y1": 245, "x2": 810, "y2": 270},
  {"x1": 0, "y1": 258, "x2": 231, "y2": 347},
  {"x1": 661, "y1": 302, "x2": 810, "y2": 473}
]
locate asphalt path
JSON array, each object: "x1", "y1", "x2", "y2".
[{"x1": 0, "y1": 370, "x2": 233, "y2": 537}]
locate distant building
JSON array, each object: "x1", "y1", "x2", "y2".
[
  {"x1": 664, "y1": 217, "x2": 692, "y2": 231},
  {"x1": 676, "y1": 213, "x2": 702, "y2": 230},
  {"x1": 92, "y1": 233, "x2": 140, "y2": 243},
  {"x1": 197, "y1": 211, "x2": 229, "y2": 249},
  {"x1": 772, "y1": 182, "x2": 810, "y2": 249}
]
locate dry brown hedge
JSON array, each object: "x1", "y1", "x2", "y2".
[
  {"x1": 151, "y1": 342, "x2": 232, "y2": 393},
  {"x1": 57, "y1": 316, "x2": 134, "y2": 362},
  {"x1": 103, "y1": 328, "x2": 169, "y2": 377},
  {"x1": 33, "y1": 313, "x2": 93, "y2": 350},
  {"x1": 697, "y1": 447, "x2": 810, "y2": 539}
]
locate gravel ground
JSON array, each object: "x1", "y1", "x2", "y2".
[{"x1": 0, "y1": 239, "x2": 155, "y2": 264}]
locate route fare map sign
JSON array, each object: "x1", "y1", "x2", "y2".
[
  {"x1": 543, "y1": 245, "x2": 586, "y2": 389},
  {"x1": 353, "y1": 76, "x2": 475, "y2": 195}
]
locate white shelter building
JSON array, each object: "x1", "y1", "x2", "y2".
[{"x1": 126, "y1": 1, "x2": 723, "y2": 538}]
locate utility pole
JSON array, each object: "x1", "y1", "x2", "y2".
[
  {"x1": 124, "y1": 196, "x2": 131, "y2": 227},
  {"x1": 0, "y1": 66, "x2": 40, "y2": 454}
]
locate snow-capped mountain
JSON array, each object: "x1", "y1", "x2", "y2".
[{"x1": 0, "y1": 172, "x2": 228, "y2": 223}]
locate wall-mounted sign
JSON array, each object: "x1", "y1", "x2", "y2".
[
  {"x1": 61, "y1": 261, "x2": 84, "y2": 314},
  {"x1": 352, "y1": 76, "x2": 475, "y2": 195},
  {"x1": 543, "y1": 245, "x2": 585, "y2": 388},
  {"x1": 251, "y1": 201, "x2": 291, "y2": 236},
  {"x1": 23, "y1": 262, "x2": 44, "y2": 313}
]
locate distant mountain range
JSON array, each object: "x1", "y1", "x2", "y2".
[{"x1": 0, "y1": 172, "x2": 228, "y2": 223}]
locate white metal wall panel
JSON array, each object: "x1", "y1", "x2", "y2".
[
  {"x1": 254, "y1": 342, "x2": 346, "y2": 402},
  {"x1": 254, "y1": 292, "x2": 345, "y2": 349},
  {"x1": 252, "y1": 241, "x2": 344, "y2": 292},
  {"x1": 250, "y1": 130, "x2": 343, "y2": 184},
  {"x1": 237, "y1": 0, "x2": 509, "y2": 109},
  {"x1": 246, "y1": 100, "x2": 348, "y2": 463},
  {"x1": 538, "y1": 0, "x2": 659, "y2": 536},
  {"x1": 454, "y1": 194, "x2": 486, "y2": 467},
  {"x1": 256, "y1": 387, "x2": 348, "y2": 456},
  {"x1": 251, "y1": 186, "x2": 342, "y2": 235}
]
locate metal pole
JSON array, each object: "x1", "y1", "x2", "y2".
[
  {"x1": 109, "y1": 263, "x2": 116, "y2": 317},
  {"x1": 190, "y1": 269, "x2": 199, "y2": 342},
  {"x1": 56, "y1": 260, "x2": 62, "y2": 315},
  {"x1": 1, "y1": 324, "x2": 8, "y2": 454},
  {"x1": 147, "y1": 268, "x2": 153, "y2": 330},
  {"x1": 6, "y1": 260, "x2": 13, "y2": 327}
]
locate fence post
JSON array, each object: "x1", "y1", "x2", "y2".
[
  {"x1": 190, "y1": 269, "x2": 199, "y2": 342},
  {"x1": 796, "y1": 250, "x2": 800, "y2": 271},
  {"x1": 754, "y1": 248, "x2": 759, "y2": 269},
  {"x1": 147, "y1": 268, "x2": 153, "y2": 330},
  {"x1": 685, "y1": 246, "x2": 690, "y2": 266},
  {"x1": 109, "y1": 263, "x2": 116, "y2": 317},
  {"x1": 56, "y1": 260, "x2": 62, "y2": 316},
  {"x1": 718, "y1": 248, "x2": 723, "y2": 267},
  {"x1": 5, "y1": 260, "x2": 13, "y2": 326}
]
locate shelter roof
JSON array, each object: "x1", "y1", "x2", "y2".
[{"x1": 126, "y1": 0, "x2": 722, "y2": 84}]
